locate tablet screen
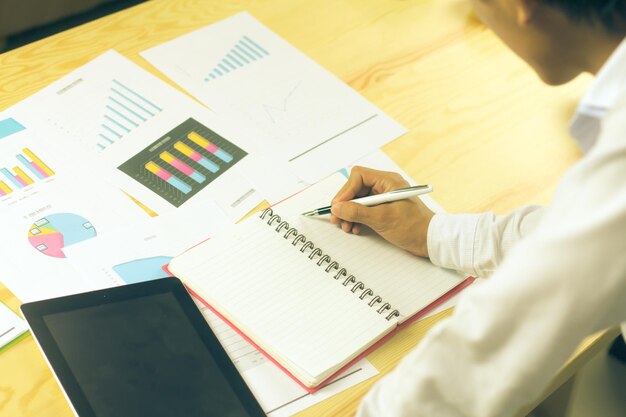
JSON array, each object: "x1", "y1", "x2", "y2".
[{"x1": 23, "y1": 279, "x2": 265, "y2": 417}]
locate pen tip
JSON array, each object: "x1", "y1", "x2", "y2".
[{"x1": 301, "y1": 211, "x2": 314, "y2": 217}]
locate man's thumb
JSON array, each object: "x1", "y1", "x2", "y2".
[{"x1": 331, "y1": 202, "x2": 374, "y2": 225}]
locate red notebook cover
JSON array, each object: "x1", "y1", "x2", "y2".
[{"x1": 164, "y1": 263, "x2": 475, "y2": 393}]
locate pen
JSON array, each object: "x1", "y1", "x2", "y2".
[{"x1": 301, "y1": 184, "x2": 433, "y2": 217}]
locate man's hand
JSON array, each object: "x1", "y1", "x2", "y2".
[{"x1": 330, "y1": 166, "x2": 435, "y2": 258}]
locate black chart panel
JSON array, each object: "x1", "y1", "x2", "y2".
[{"x1": 118, "y1": 118, "x2": 247, "y2": 207}]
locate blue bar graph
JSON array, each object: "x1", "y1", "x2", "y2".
[
  {"x1": 231, "y1": 48, "x2": 249, "y2": 64},
  {"x1": 111, "y1": 88, "x2": 155, "y2": 117},
  {"x1": 223, "y1": 59, "x2": 236, "y2": 70},
  {"x1": 1, "y1": 168, "x2": 23, "y2": 189},
  {"x1": 227, "y1": 53, "x2": 243, "y2": 67},
  {"x1": 243, "y1": 35, "x2": 269, "y2": 56},
  {"x1": 236, "y1": 44, "x2": 256, "y2": 61},
  {"x1": 103, "y1": 124, "x2": 122, "y2": 139},
  {"x1": 105, "y1": 115, "x2": 130, "y2": 133},
  {"x1": 16, "y1": 155, "x2": 44, "y2": 180},
  {"x1": 109, "y1": 96, "x2": 147, "y2": 122},
  {"x1": 96, "y1": 79, "x2": 163, "y2": 151},
  {"x1": 107, "y1": 105, "x2": 139, "y2": 127},
  {"x1": 203, "y1": 36, "x2": 271, "y2": 82},
  {"x1": 112, "y1": 79, "x2": 162, "y2": 112}
]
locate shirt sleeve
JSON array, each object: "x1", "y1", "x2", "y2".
[
  {"x1": 356, "y1": 106, "x2": 626, "y2": 417},
  {"x1": 427, "y1": 206, "x2": 545, "y2": 278}
]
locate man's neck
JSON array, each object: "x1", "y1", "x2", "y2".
[{"x1": 585, "y1": 33, "x2": 625, "y2": 75}]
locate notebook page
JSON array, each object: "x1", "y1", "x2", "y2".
[
  {"x1": 169, "y1": 216, "x2": 394, "y2": 384},
  {"x1": 274, "y1": 173, "x2": 465, "y2": 322}
]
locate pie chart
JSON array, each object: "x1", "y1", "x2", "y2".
[{"x1": 28, "y1": 213, "x2": 97, "y2": 258}]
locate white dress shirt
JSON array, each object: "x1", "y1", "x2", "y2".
[{"x1": 357, "y1": 38, "x2": 626, "y2": 417}]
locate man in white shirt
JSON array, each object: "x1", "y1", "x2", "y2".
[{"x1": 330, "y1": 1, "x2": 626, "y2": 416}]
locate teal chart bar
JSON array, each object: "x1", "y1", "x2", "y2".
[
  {"x1": 203, "y1": 35, "x2": 270, "y2": 82},
  {"x1": 0, "y1": 118, "x2": 26, "y2": 139}
]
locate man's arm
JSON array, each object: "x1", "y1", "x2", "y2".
[
  {"x1": 428, "y1": 205, "x2": 545, "y2": 278},
  {"x1": 356, "y1": 106, "x2": 626, "y2": 417}
]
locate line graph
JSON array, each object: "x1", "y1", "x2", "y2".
[{"x1": 262, "y1": 80, "x2": 302, "y2": 123}]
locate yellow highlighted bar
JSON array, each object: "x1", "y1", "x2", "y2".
[
  {"x1": 23, "y1": 148, "x2": 55, "y2": 177},
  {"x1": 145, "y1": 161, "x2": 161, "y2": 174},
  {"x1": 174, "y1": 141, "x2": 195, "y2": 157},
  {"x1": 188, "y1": 131, "x2": 210, "y2": 148},
  {"x1": 0, "y1": 180, "x2": 12, "y2": 195},
  {"x1": 160, "y1": 151, "x2": 175, "y2": 163},
  {"x1": 14, "y1": 167, "x2": 34, "y2": 185}
]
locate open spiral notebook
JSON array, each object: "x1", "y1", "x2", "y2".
[{"x1": 168, "y1": 173, "x2": 474, "y2": 392}]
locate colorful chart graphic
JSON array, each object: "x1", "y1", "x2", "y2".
[
  {"x1": 28, "y1": 213, "x2": 97, "y2": 258},
  {"x1": 0, "y1": 181, "x2": 11, "y2": 197},
  {"x1": 203, "y1": 35, "x2": 269, "y2": 82},
  {"x1": 0, "y1": 118, "x2": 26, "y2": 139},
  {"x1": 97, "y1": 79, "x2": 163, "y2": 151},
  {"x1": 118, "y1": 118, "x2": 247, "y2": 207},
  {"x1": 112, "y1": 256, "x2": 174, "y2": 285},
  {"x1": 0, "y1": 148, "x2": 55, "y2": 196}
]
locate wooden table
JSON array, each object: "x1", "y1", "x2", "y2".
[{"x1": 0, "y1": 0, "x2": 618, "y2": 416}]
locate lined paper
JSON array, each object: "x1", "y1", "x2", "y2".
[
  {"x1": 170, "y1": 172, "x2": 464, "y2": 385},
  {"x1": 170, "y1": 217, "x2": 393, "y2": 384},
  {"x1": 273, "y1": 173, "x2": 464, "y2": 321}
]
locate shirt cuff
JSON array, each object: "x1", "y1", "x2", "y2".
[{"x1": 427, "y1": 212, "x2": 483, "y2": 276}]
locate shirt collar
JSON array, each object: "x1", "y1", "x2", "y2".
[{"x1": 570, "y1": 37, "x2": 626, "y2": 152}]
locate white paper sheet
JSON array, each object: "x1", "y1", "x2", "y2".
[
  {"x1": 141, "y1": 12, "x2": 406, "y2": 185},
  {"x1": 9, "y1": 51, "x2": 263, "y2": 220},
  {"x1": 0, "y1": 302, "x2": 28, "y2": 349}
]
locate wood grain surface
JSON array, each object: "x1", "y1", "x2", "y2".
[{"x1": 0, "y1": 1, "x2": 612, "y2": 416}]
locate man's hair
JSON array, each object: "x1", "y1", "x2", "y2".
[{"x1": 545, "y1": 0, "x2": 626, "y2": 31}]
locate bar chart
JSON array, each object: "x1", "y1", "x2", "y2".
[
  {"x1": 97, "y1": 79, "x2": 163, "y2": 150},
  {"x1": 118, "y1": 118, "x2": 247, "y2": 207},
  {"x1": 0, "y1": 148, "x2": 55, "y2": 197},
  {"x1": 203, "y1": 35, "x2": 270, "y2": 83}
]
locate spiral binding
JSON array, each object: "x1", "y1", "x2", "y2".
[{"x1": 260, "y1": 208, "x2": 400, "y2": 321}]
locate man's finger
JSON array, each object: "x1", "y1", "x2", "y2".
[
  {"x1": 332, "y1": 170, "x2": 366, "y2": 204},
  {"x1": 331, "y1": 201, "x2": 376, "y2": 225}
]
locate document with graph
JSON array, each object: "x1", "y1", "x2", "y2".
[
  {"x1": 141, "y1": 12, "x2": 406, "y2": 187},
  {"x1": 0, "y1": 111, "x2": 150, "y2": 302},
  {"x1": 0, "y1": 115, "x2": 60, "y2": 209},
  {"x1": 64, "y1": 199, "x2": 231, "y2": 289},
  {"x1": 9, "y1": 51, "x2": 263, "y2": 219}
]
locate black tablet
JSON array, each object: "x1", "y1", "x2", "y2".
[{"x1": 21, "y1": 277, "x2": 266, "y2": 417}]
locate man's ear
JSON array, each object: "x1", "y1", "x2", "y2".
[{"x1": 516, "y1": 0, "x2": 539, "y2": 26}]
